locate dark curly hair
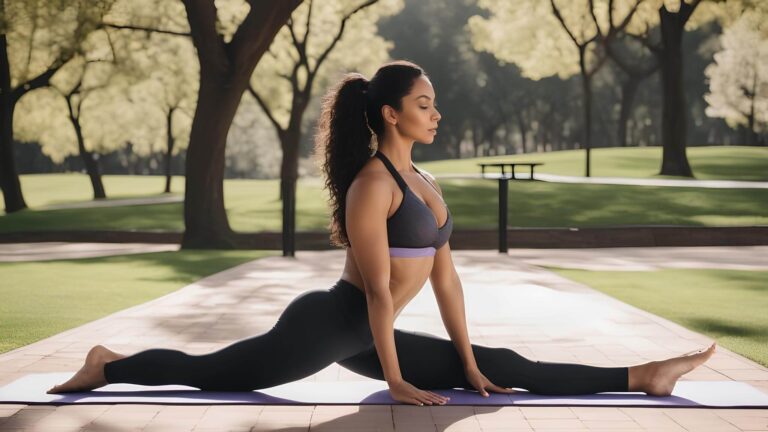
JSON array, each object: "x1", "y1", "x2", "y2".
[{"x1": 313, "y1": 60, "x2": 427, "y2": 248}]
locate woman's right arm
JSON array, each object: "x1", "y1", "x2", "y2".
[
  {"x1": 345, "y1": 174, "x2": 401, "y2": 384},
  {"x1": 346, "y1": 173, "x2": 449, "y2": 406}
]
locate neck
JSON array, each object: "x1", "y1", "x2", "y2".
[{"x1": 377, "y1": 135, "x2": 414, "y2": 172}]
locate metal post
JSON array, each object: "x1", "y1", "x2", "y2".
[
  {"x1": 498, "y1": 177, "x2": 508, "y2": 253},
  {"x1": 282, "y1": 179, "x2": 296, "y2": 257}
]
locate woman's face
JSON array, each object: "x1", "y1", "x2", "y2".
[{"x1": 388, "y1": 75, "x2": 441, "y2": 144}]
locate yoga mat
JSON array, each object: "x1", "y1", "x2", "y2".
[{"x1": 2, "y1": 373, "x2": 768, "y2": 408}]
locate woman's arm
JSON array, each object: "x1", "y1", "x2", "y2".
[
  {"x1": 416, "y1": 170, "x2": 478, "y2": 369},
  {"x1": 422, "y1": 171, "x2": 513, "y2": 397},
  {"x1": 346, "y1": 171, "x2": 450, "y2": 406},
  {"x1": 345, "y1": 173, "x2": 402, "y2": 384},
  {"x1": 429, "y1": 244, "x2": 477, "y2": 370}
]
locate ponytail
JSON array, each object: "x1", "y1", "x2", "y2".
[
  {"x1": 314, "y1": 73, "x2": 373, "y2": 247},
  {"x1": 314, "y1": 60, "x2": 426, "y2": 248}
]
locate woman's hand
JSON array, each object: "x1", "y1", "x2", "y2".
[
  {"x1": 464, "y1": 366, "x2": 516, "y2": 397},
  {"x1": 388, "y1": 379, "x2": 450, "y2": 406}
]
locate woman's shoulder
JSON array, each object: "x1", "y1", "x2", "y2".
[
  {"x1": 353, "y1": 156, "x2": 392, "y2": 185},
  {"x1": 348, "y1": 157, "x2": 394, "y2": 195}
]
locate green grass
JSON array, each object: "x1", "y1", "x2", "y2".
[
  {"x1": 2, "y1": 146, "x2": 766, "y2": 232},
  {"x1": 1, "y1": 178, "x2": 766, "y2": 233},
  {"x1": 545, "y1": 267, "x2": 768, "y2": 368},
  {"x1": 0, "y1": 250, "x2": 275, "y2": 354},
  {"x1": 421, "y1": 145, "x2": 768, "y2": 181},
  {"x1": 17, "y1": 174, "x2": 187, "y2": 208}
]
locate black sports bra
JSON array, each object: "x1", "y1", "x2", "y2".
[{"x1": 373, "y1": 151, "x2": 453, "y2": 257}]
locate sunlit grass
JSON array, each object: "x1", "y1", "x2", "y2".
[
  {"x1": 547, "y1": 267, "x2": 768, "y2": 368},
  {"x1": 2, "y1": 145, "x2": 766, "y2": 232},
  {"x1": 420, "y1": 145, "x2": 768, "y2": 181},
  {"x1": 0, "y1": 250, "x2": 275, "y2": 354}
]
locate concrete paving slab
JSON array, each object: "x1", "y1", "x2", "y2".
[{"x1": 0, "y1": 248, "x2": 766, "y2": 431}]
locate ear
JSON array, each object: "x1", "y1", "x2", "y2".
[{"x1": 381, "y1": 104, "x2": 398, "y2": 125}]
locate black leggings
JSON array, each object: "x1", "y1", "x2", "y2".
[{"x1": 104, "y1": 279, "x2": 628, "y2": 395}]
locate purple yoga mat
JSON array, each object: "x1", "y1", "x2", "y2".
[{"x1": 2, "y1": 373, "x2": 768, "y2": 408}]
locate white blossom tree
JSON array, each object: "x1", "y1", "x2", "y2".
[{"x1": 704, "y1": 10, "x2": 768, "y2": 145}]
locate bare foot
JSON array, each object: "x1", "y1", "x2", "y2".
[
  {"x1": 47, "y1": 345, "x2": 126, "y2": 394},
  {"x1": 642, "y1": 342, "x2": 717, "y2": 396}
]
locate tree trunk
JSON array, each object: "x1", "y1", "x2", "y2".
[
  {"x1": 181, "y1": 0, "x2": 301, "y2": 249},
  {"x1": 64, "y1": 95, "x2": 105, "y2": 199},
  {"x1": 182, "y1": 76, "x2": 245, "y2": 249},
  {"x1": 747, "y1": 73, "x2": 757, "y2": 146},
  {"x1": 516, "y1": 111, "x2": 528, "y2": 154},
  {"x1": 581, "y1": 66, "x2": 593, "y2": 177},
  {"x1": 657, "y1": 4, "x2": 694, "y2": 177},
  {"x1": 618, "y1": 77, "x2": 640, "y2": 147},
  {"x1": 164, "y1": 107, "x2": 176, "y2": 193},
  {"x1": 0, "y1": 32, "x2": 27, "y2": 213},
  {"x1": 279, "y1": 126, "x2": 301, "y2": 257},
  {"x1": 70, "y1": 112, "x2": 106, "y2": 199}
]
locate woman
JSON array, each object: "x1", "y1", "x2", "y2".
[{"x1": 49, "y1": 60, "x2": 716, "y2": 406}]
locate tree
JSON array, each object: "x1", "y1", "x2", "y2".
[
  {"x1": 468, "y1": 0, "x2": 643, "y2": 177},
  {"x1": 0, "y1": 0, "x2": 109, "y2": 212},
  {"x1": 704, "y1": 10, "x2": 767, "y2": 145},
  {"x1": 247, "y1": 0, "x2": 402, "y2": 256},
  {"x1": 615, "y1": 0, "x2": 737, "y2": 176},
  {"x1": 126, "y1": 32, "x2": 197, "y2": 193},
  {"x1": 601, "y1": 24, "x2": 660, "y2": 148},
  {"x1": 15, "y1": 24, "x2": 150, "y2": 199},
  {"x1": 179, "y1": 0, "x2": 303, "y2": 249}
]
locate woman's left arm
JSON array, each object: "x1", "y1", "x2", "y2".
[
  {"x1": 431, "y1": 242, "x2": 514, "y2": 397},
  {"x1": 417, "y1": 171, "x2": 477, "y2": 369},
  {"x1": 430, "y1": 244, "x2": 476, "y2": 369},
  {"x1": 425, "y1": 172, "x2": 514, "y2": 397}
]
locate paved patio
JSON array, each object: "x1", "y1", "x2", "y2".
[{"x1": 1, "y1": 247, "x2": 767, "y2": 431}]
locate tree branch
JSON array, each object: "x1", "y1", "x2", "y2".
[
  {"x1": 587, "y1": 0, "x2": 603, "y2": 39},
  {"x1": 312, "y1": 0, "x2": 379, "y2": 78},
  {"x1": 11, "y1": 51, "x2": 74, "y2": 103},
  {"x1": 102, "y1": 22, "x2": 191, "y2": 37},
  {"x1": 303, "y1": 0, "x2": 314, "y2": 53},
  {"x1": 248, "y1": 84, "x2": 284, "y2": 133},
  {"x1": 182, "y1": 0, "x2": 228, "y2": 73},
  {"x1": 680, "y1": 0, "x2": 702, "y2": 25},
  {"x1": 229, "y1": 0, "x2": 303, "y2": 76},
  {"x1": 550, "y1": 0, "x2": 582, "y2": 47}
]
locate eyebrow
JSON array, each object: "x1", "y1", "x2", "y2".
[{"x1": 415, "y1": 95, "x2": 437, "y2": 102}]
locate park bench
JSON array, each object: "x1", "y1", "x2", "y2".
[{"x1": 478, "y1": 162, "x2": 543, "y2": 181}]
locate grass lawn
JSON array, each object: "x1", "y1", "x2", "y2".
[
  {"x1": 423, "y1": 145, "x2": 768, "y2": 181},
  {"x1": 0, "y1": 250, "x2": 276, "y2": 354},
  {"x1": 2, "y1": 145, "x2": 766, "y2": 232},
  {"x1": 1, "y1": 177, "x2": 766, "y2": 233},
  {"x1": 545, "y1": 267, "x2": 768, "y2": 368}
]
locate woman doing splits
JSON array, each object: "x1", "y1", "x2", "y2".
[{"x1": 48, "y1": 60, "x2": 716, "y2": 406}]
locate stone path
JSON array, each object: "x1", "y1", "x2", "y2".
[
  {"x1": 1, "y1": 248, "x2": 767, "y2": 431},
  {"x1": 0, "y1": 242, "x2": 179, "y2": 262},
  {"x1": 40, "y1": 195, "x2": 183, "y2": 210}
]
